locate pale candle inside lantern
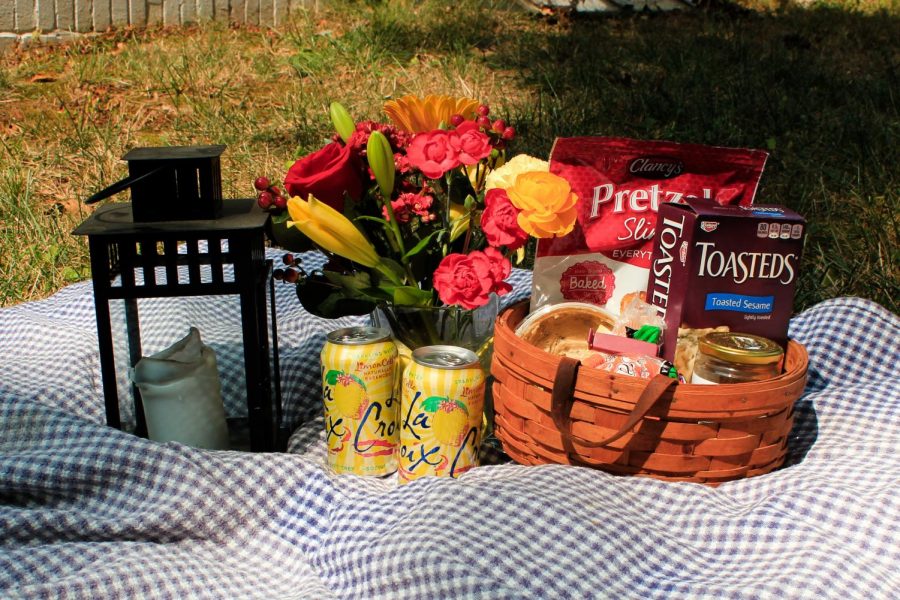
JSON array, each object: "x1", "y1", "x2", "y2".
[{"x1": 132, "y1": 327, "x2": 230, "y2": 450}]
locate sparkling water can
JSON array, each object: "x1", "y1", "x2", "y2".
[
  {"x1": 399, "y1": 345, "x2": 486, "y2": 484},
  {"x1": 321, "y1": 326, "x2": 398, "y2": 476}
]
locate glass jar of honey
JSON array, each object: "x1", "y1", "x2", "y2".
[{"x1": 691, "y1": 332, "x2": 784, "y2": 385}]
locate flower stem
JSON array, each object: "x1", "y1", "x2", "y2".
[
  {"x1": 462, "y1": 209, "x2": 477, "y2": 255},
  {"x1": 443, "y1": 173, "x2": 452, "y2": 257},
  {"x1": 445, "y1": 172, "x2": 453, "y2": 227},
  {"x1": 381, "y1": 193, "x2": 408, "y2": 279}
]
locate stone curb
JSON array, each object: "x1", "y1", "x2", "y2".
[{"x1": 0, "y1": 29, "x2": 88, "y2": 53}]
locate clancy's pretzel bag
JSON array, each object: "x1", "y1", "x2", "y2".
[{"x1": 532, "y1": 137, "x2": 768, "y2": 316}]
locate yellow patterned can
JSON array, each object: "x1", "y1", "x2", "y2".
[
  {"x1": 399, "y1": 345, "x2": 486, "y2": 484},
  {"x1": 321, "y1": 326, "x2": 398, "y2": 476}
]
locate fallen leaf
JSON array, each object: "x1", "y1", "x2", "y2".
[
  {"x1": 30, "y1": 73, "x2": 58, "y2": 83},
  {"x1": 55, "y1": 198, "x2": 82, "y2": 214}
]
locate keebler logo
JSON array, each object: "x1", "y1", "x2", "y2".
[
  {"x1": 700, "y1": 221, "x2": 719, "y2": 233},
  {"x1": 628, "y1": 156, "x2": 684, "y2": 180},
  {"x1": 560, "y1": 261, "x2": 615, "y2": 305}
]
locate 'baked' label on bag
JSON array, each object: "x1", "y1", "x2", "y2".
[{"x1": 560, "y1": 261, "x2": 616, "y2": 305}]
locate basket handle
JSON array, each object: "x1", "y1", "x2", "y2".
[{"x1": 550, "y1": 357, "x2": 677, "y2": 448}]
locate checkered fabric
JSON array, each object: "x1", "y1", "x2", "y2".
[{"x1": 1, "y1": 249, "x2": 898, "y2": 599}]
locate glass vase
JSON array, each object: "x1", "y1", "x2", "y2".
[
  {"x1": 370, "y1": 294, "x2": 499, "y2": 366},
  {"x1": 370, "y1": 295, "x2": 501, "y2": 453}
]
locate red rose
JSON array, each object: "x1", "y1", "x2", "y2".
[
  {"x1": 284, "y1": 142, "x2": 362, "y2": 212},
  {"x1": 433, "y1": 249, "x2": 511, "y2": 309},
  {"x1": 451, "y1": 121, "x2": 492, "y2": 165},
  {"x1": 481, "y1": 188, "x2": 529, "y2": 250},
  {"x1": 407, "y1": 130, "x2": 461, "y2": 179}
]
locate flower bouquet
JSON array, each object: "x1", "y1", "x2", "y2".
[{"x1": 256, "y1": 95, "x2": 578, "y2": 351}]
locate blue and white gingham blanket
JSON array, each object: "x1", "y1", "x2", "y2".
[{"x1": 1, "y1": 249, "x2": 898, "y2": 599}]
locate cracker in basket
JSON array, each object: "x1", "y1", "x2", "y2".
[{"x1": 675, "y1": 325, "x2": 730, "y2": 382}]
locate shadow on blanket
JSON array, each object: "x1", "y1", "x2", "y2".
[{"x1": 784, "y1": 395, "x2": 819, "y2": 468}]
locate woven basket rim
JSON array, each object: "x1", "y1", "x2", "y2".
[{"x1": 493, "y1": 300, "x2": 809, "y2": 418}]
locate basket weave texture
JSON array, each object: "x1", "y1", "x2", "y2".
[{"x1": 491, "y1": 302, "x2": 809, "y2": 485}]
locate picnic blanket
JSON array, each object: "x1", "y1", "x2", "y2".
[{"x1": 1, "y1": 248, "x2": 898, "y2": 599}]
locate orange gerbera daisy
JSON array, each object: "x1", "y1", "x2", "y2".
[{"x1": 383, "y1": 95, "x2": 480, "y2": 133}]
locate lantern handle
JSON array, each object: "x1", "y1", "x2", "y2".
[{"x1": 84, "y1": 166, "x2": 165, "y2": 205}]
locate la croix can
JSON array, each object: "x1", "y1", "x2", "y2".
[
  {"x1": 399, "y1": 345, "x2": 486, "y2": 484},
  {"x1": 321, "y1": 326, "x2": 399, "y2": 476}
]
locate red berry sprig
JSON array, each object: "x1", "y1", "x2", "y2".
[
  {"x1": 254, "y1": 175, "x2": 288, "y2": 214},
  {"x1": 273, "y1": 253, "x2": 303, "y2": 284},
  {"x1": 451, "y1": 104, "x2": 517, "y2": 147}
]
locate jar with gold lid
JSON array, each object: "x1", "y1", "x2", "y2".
[{"x1": 691, "y1": 332, "x2": 784, "y2": 385}]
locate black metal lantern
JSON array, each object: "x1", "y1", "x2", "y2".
[{"x1": 75, "y1": 147, "x2": 283, "y2": 451}]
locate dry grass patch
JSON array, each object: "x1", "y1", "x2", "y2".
[{"x1": 0, "y1": 0, "x2": 897, "y2": 312}]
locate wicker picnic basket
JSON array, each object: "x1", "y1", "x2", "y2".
[{"x1": 491, "y1": 301, "x2": 809, "y2": 485}]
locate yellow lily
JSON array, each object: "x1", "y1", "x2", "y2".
[
  {"x1": 383, "y1": 94, "x2": 480, "y2": 133},
  {"x1": 448, "y1": 201, "x2": 470, "y2": 242},
  {"x1": 287, "y1": 195, "x2": 382, "y2": 268}
]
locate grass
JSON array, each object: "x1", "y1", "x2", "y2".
[{"x1": 0, "y1": 0, "x2": 897, "y2": 312}]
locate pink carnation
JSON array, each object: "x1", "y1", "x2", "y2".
[
  {"x1": 451, "y1": 121, "x2": 493, "y2": 165},
  {"x1": 481, "y1": 188, "x2": 529, "y2": 250},
  {"x1": 407, "y1": 130, "x2": 461, "y2": 179},
  {"x1": 433, "y1": 249, "x2": 512, "y2": 309},
  {"x1": 382, "y1": 192, "x2": 435, "y2": 223}
]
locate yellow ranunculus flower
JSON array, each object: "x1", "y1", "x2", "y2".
[
  {"x1": 383, "y1": 95, "x2": 479, "y2": 133},
  {"x1": 507, "y1": 172, "x2": 578, "y2": 239},
  {"x1": 485, "y1": 154, "x2": 550, "y2": 191},
  {"x1": 287, "y1": 195, "x2": 382, "y2": 268}
]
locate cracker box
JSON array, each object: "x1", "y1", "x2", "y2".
[{"x1": 647, "y1": 199, "x2": 806, "y2": 362}]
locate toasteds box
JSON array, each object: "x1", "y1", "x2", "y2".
[{"x1": 647, "y1": 199, "x2": 806, "y2": 362}]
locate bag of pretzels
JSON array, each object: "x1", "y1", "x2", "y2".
[{"x1": 531, "y1": 137, "x2": 768, "y2": 320}]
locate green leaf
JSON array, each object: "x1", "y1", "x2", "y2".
[
  {"x1": 454, "y1": 399, "x2": 469, "y2": 415},
  {"x1": 271, "y1": 211, "x2": 291, "y2": 224},
  {"x1": 393, "y1": 286, "x2": 433, "y2": 307},
  {"x1": 422, "y1": 396, "x2": 445, "y2": 413},
  {"x1": 463, "y1": 194, "x2": 476, "y2": 210},
  {"x1": 403, "y1": 229, "x2": 444, "y2": 260},
  {"x1": 296, "y1": 274, "x2": 376, "y2": 318},
  {"x1": 378, "y1": 258, "x2": 406, "y2": 284},
  {"x1": 325, "y1": 370, "x2": 341, "y2": 385},
  {"x1": 323, "y1": 270, "x2": 372, "y2": 293},
  {"x1": 367, "y1": 131, "x2": 395, "y2": 199},
  {"x1": 359, "y1": 286, "x2": 394, "y2": 301},
  {"x1": 330, "y1": 102, "x2": 355, "y2": 144},
  {"x1": 355, "y1": 215, "x2": 391, "y2": 227}
]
